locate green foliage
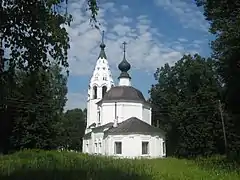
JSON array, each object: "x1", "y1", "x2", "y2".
[
  {"x1": 0, "y1": 0, "x2": 99, "y2": 154},
  {"x1": 196, "y1": 0, "x2": 240, "y2": 158},
  {"x1": 0, "y1": 150, "x2": 239, "y2": 180},
  {"x1": 58, "y1": 108, "x2": 87, "y2": 151},
  {"x1": 0, "y1": 65, "x2": 68, "y2": 153},
  {"x1": 1, "y1": 0, "x2": 71, "y2": 71},
  {"x1": 150, "y1": 54, "x2": 223, "y2": 157},
  {"x1": 1, "y1": 0, "x2": 99, "y2": 71}
]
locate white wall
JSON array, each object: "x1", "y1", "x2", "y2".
[
  {"x1": 83, "y1": 132, "x2": 107, "y2": 155},
  {"x1": 86, "y1": 99, "x2": 99, "y2": 129},
  {"x1": 101, "y1": 102, "x2": 151, "y2": 125},
  {"x1": 86, "y1": 55, "x2": 114, "y2": 130},
  {"x1": 83, "y1": 139, "x2": 92, "y2": 154},
  {"x1": 104, "y1": 134, "x2": 166, "y2": 158},
  {"x1": 142, "y1": 105, "x2": 151, "y2": 125}
]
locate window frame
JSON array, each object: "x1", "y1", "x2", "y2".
[
  {"x1": 142, "y1": 141, "x2": 149, "y2": 155},
  {"x1": 102, "y1": 86, "x2": 107, "y2": 98},
  {"x1": 114, "y1": 141, "x2": 122, "y2": 155},
  {"x1": 93, "y1": 86, "x2": 97, "y2": 99},
  {"x1": 163, "y1": 141, "x2": 166, "y2": 155}
]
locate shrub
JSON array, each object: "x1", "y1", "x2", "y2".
[
  {"x1": 0, "y1": 150, "x2": 151, "y2": 180},
  {"x1": 0, "y1": 150, "x2": 239, "y2": 180}
]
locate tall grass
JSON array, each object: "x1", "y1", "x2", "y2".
[{"x1": 0, "y1": 150, "x2": 239, "y2": 180}]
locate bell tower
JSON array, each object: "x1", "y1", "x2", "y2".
[{"x1": 86, "y1": 31, "x2": 114, "y2": 130}]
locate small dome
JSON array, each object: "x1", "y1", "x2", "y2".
[
  {"x1": 118, "y1": 58, "x2": 131, "y2": 72},
  {"x1": 100, "y1": 43, "x2": 106, "y2": 49},
  {"x1": 102, "y1": 86, "x2": 146, "y2": 103}
]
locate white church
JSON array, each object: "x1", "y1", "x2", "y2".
[{"x1": 82, "y1": 34, "x2": 166, "y2": 158}]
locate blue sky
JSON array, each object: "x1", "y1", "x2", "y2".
[{"x1": 65, "y1": 0, "x2": 214, "y2": 110}]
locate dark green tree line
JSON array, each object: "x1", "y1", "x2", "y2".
[
  {"x1": 196, "y1": 0, "x2": 240, "y2": 157},
  {"x1": 0, "y1": 0, "x2": 99, "y2": 153},
  {"x1": 59, "y1": 108, "x2": 87, "y2": 151},
  {"x1": 150, "y1": 54, "x2": 225, "y2": 157}
]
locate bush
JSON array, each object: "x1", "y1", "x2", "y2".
[
  {"x1": 0, "y1": 150, "x2": 151, "y2": 180},
  {"x1": 0, "y1": 150, "x2": 239, "y2": 180}
]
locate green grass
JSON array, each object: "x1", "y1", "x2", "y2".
[{"x1": 0, "y1": 150, "x2": 239, "y2": 180}]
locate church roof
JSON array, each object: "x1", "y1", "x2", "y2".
[
  {"x1": 83, "y1": 122, "x2": 113, "y2": 139},
  {"x1": 83, "y1": 132, "x2": 91, "y2": 139},
  {"x1": 105, "y1": 117, "x2": 164, "y2": 135},
  {"x1": 99, "y1": 86, "x2": 149, "y2": 104},
  {"x1": 83, "y1": 117, "x2": 164, "y2": 139},
  {"x1": 88, "y1": 123, "x2": 96, "y2": 129},
  {"x1": 93, "y1": 122, "x2": 113, "y2": 132}
]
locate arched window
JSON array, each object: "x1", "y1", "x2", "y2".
[
  {"x1": 97, "y1": 107, "x2": 101, "y2": 125},
  {"x1": 93, "y1": 86, "x2": 97, "y2": 99},
  {"x1": 102, "y1": 86, "x2": 107, "y2": 98}
]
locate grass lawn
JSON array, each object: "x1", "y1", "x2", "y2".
[{"x1": 0, "y1": 150, "x2": 239, "y2": 180}]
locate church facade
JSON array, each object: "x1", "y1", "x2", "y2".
[{"x1": 82, "y1": 35, "x2": 166, "y2": 158}]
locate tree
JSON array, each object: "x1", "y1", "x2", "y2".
[
  {"x1": 196, "y1": 0, "x2": 240, "y2": 157},
  {"x1": 0, "y1": 0, "x2": 99, "y2": 153},
  {"x1": 0, "y1": 0, "x2": 99, "y2": 71},
  {"x1": 150, "y1": 54, "x2": 223, "y2": 157},
  {"x1": 1, "y1": 65, "x2": 67, "y2": 152},
  {"x1": 59, "y1": 108, "x2": 87, "y2": 151}
]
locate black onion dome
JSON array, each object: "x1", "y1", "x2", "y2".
[
  {"x1": 100, "y1": 43, "x2": 106, "y2": 49},
  {"x1": 118, "y1": 57, "x2": 131, "y2": 72},
  {"x1": 98, "y1": 42, "x2": 107, "y2": 59},
  {"x1": 98, "y1": 31, "x2": 107, "y2": 59}
]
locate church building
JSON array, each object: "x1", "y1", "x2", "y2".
[{"x1": 82, "y1": 33, "x2": 166, "y2": 158}]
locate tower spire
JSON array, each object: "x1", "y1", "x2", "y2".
[
  {"x1": 86, "y1": 31, "x2": 115, "y2": 129},
  {"x1": 101, "y1": 30, "x2": 105, "y2": 45},
  {"x1": 98, "y1": 31, "x2": 107, "y2": 59},
  {"x1": 118, "y1": 42, "x2": 131, "y2": 86},
  {"x1": 123, "y1": 41, "x2": 126, "y2": 58}
]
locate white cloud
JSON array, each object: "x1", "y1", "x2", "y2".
[
  {"x1": 154, "y1": 0, "x2": 209, "y2": 32},
  {"x1": 65, "y1": 0, "x2": 205, "y2": 110},
  {"x1": 121, "y1": 5, "x2": 129, "y2": 11},
  {"x1": 66, "y1": 1, "x2": 200, "y2": 76}
]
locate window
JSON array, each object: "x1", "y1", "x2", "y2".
[
  {"x1": 99, "y1": 143, "x2": 102, "y2": 153},
  {"x1": 95, "y1": 143, "x2": 98, "y2": 153},
  {"x1": 102, "y1": 86, "x2": 107, "y2": 97},
  {"x1": 142, "y1": 142, "x2": 149, "y2": 155},
  {"x1": 86, "y1": 143, "x2": 88, "y2": 153},
  {"x1": 163, "y1": 142, "x2": 166, "y2": 155},
  {"x1": 93, "y1": 86, "x2": 97, "y2": 99},
  {"x1": 97, "y1": 110, "x2": 100, "y2": 124},
  {"x1": 103, "y1": 76, "x2": 107, "y2": 81},
  {"x1": 114, "y1": 142, "x2": 122, "y2": 154}
]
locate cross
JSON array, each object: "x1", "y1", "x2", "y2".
[
  {"x1": 101, "y1": 30, "x2": 105, "y2": 44},
  {"x1": 123, "y1": 42, "x2": 127, "y2": 53}
]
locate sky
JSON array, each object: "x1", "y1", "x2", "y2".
[{"x1": 65, "y1": 0, "x2": 215, "y2": 110}]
